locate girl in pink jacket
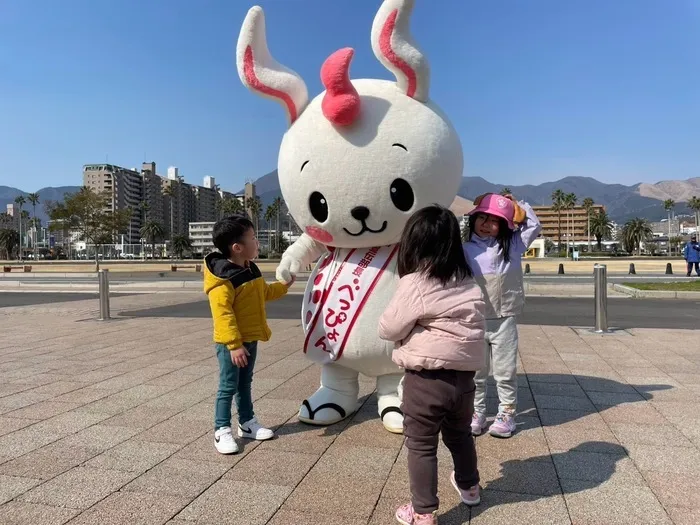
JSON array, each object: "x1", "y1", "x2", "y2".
[{"x1": 379, "y1": 205, "x2": 486, "y2": 525}]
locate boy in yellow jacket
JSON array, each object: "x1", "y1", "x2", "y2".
[{"x1": 204, "y1": 214, "x2": 292, "y2": 454}]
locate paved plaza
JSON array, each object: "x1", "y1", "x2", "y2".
[{"x1": 0, "y1": 293, "x2": 699, "y2": 524}]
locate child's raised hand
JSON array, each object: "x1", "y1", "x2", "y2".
[{"x1": 230, "y1": 347, "x2": 250, "y2": 368}]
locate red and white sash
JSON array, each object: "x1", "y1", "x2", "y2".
[{"x1": 302, "y1": 245, "x2": 398, "y2": 365}]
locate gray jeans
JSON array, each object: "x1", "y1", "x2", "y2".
[{"x1": 474, "y1": 316, "x2": 518, "y2": 414}]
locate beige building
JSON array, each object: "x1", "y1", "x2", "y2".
[{"x1": 532, "y1": 204, "x2": 605, "y2": 245}]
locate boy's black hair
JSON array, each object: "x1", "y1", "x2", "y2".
[
  {"x1": 212, "y1": 214, "x2": 255, "y2": 257},
  {"x1": 397, "y1": 204, "x2": 472, "y2": 285},
  {"x1": 468, "y1": 213, "x2": 514, "y2": 263}
]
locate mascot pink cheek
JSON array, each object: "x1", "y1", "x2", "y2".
[{"x1": 306, "y1": 226, "x2": 334, "y2": 244}]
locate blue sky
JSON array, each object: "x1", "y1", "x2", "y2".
[{"x1": 1, "y1": 0, "x2": 699, "y2": 192}]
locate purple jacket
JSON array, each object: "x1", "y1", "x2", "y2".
[{"x1": 463, "y1": 201, "x2": 541, "y2": 319}]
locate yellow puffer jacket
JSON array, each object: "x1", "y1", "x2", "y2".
[{"x1": 204, "y1": 252, "x2": 288, "y2": 350}]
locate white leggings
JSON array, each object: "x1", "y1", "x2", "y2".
[{"x1": 474, "y1": 316, "x2": 518, "y2": 414}]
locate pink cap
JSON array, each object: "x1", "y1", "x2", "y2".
[{"x1": 467, "y1": 193, "x2": 516, "y2": 230}]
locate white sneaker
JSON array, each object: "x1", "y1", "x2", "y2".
[
  {"x1": 238, "y1": 417, "x2": 274, "y2": 441},
  {"x1": 214, "y1": 427, "x2": 239, "y2": 454}
]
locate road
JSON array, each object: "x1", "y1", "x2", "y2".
[
  {"x1": 2, "y1": 273, "x2": 698, "y2": 285},
  {"x1": 112, "y1": 295, "x2": 698, "y2": 330}
]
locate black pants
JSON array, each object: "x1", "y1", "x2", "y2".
[
  {"x1": 687, "y1": 262, "x2": 700, "y2": 276},
  {"x1": 402, "y1": 368, "x2": 479, "y2": 514}
]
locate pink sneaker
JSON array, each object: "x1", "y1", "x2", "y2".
[
  {"x1": 450, "y1": 471, "x2": 481, "y2": 506},
  {"x1": 489, "y1": 411, "x2": 516, "y2": 438},
  {"x1": 395, "y1": 503, "x2": 437, "y2": 525},
  {"x1": 471, "y1": 412, "x2": 487, "y2": 436}
]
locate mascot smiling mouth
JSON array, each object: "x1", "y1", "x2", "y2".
[{"x1": 343, "y1": 220, "x2": 388, "y2": 237}]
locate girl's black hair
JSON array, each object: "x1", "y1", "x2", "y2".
[
  {"x1": 468, "y1": 213, "x2": 514, "y2": 263},
  {"x1": 397, "y1": 205, "x2": 472, "y2": 285}
]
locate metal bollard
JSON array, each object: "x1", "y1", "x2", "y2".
[
  {"x1": 628, "y1": 263, "x2": 636, "y2": 275},
  {"x1": 665, "y1": 263, "x2": 673, "y2": 275},
  {"x1": 524, "y1": 263, "x2": 531, "y2": 275},
  {"x1": 558, "y1": 263, "x2": 565, "y2": 275},
  {"x1": 98, "y1": 269, "x2": 111, "y2": 321},
  {"x1": 593, "y1": 264, "x2": 608, "y2": 333}
]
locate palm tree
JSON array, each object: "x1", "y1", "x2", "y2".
[
  {"x1": 563, "y1": 193, "x2": 577, "y2": 256},
  {"x1": 247, "y1": 196, "x2": 262, "y2": 233},
  {"x1": 582, "y1": 197, "x2": 594, "y2": 253},
  {"x1": 163, "y1": 185, "x2": 175, "y2": 239},
  {"x1": 621, "y1": 218, "x2": 653, "y2": 256},
  {"x1": 273, "y1": 196, "x2": 284, "y2": 253},
  {"x1": 171, "y1": 234, "x2": 193, "y2": 259},
  {"x1": 27, "y1": 192, "x2": 40, "y2": 260},
  {"x1": 14, "y1": 195, "x2": 25, "y2": 260},
  {"x1": 689, "y1": 196, "x2": 700, "y2": 235},
  {"x1": 551, "y1": 189, "x2": 565, "y2": 253},
  {"x1": 264, "y1": 205, "x2": 275, "y2": 253},
  {"x1": 662, "y1": 199, "x2": 675, "y2": 255},
  {"x1": 590, "y1": 210, "x2": 613, "y2": 251},
  {"x1": 140, "y1": 221, "x2": 165, "y2": 259},
  {"x1": 500, "y1": 187, "x2": 512, "y2": 196}
]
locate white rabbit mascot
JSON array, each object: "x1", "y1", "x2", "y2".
[{"x1": 236, "y1": 0, "x2": 463, "y2": 433}]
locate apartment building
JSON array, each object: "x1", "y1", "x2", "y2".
[
  {"x1": 83, "y1": 162, "x2": 256, "y2": 243},
  {"x1": 189, "y1": 222, "x2": 215, "y2": 254},
  {"x1": 83, "y1": 163, "x2": 143, "y2": 242},
  {"x1": 532, "y1": 204, "x2": 605, "y2": 245}
]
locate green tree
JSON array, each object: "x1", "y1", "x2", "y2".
[
  {"x1": 27, "y1": 192, "x2": 40, "y2": 259},
  {"x1": 669, "y1": 235, "x2": 684, "y2": 255},
  {"x1": 140, "y1": 221, "x2": 165, "y2": 259},
  {"x1": 46, "y1": 187, "x2": 132, "y2": 269},
  {"x1": 14, "y1": 195, "x2": 25, "y2": 260},
  {"x1": 247, "y1": 196, "x2": 262, "y2": 233},
  {"x1": 582, "y1": 197, "x2": 594, "y2": 253},
  {"x1": 264, "y1": 205, "x2": 276, "y2": 253},
  {"x1": 273, "y1": 196, "x2": 284, "y2": 253},
  {"x1": 0, "y1": 228, "x2": 19, "y2": 260},
  {"x1": 163, "y1": 185, "x2": 175, "y2": 238},
  {"x1": 621, "y1": 218, "x2": 653, "y2": 256},
  {"x1": 276, "y1": 232, "x2": 290, "y2": 253},
  {"x1": 663, "y1": 199, "x2": 675, "y2": 255},
  {"x1": 563, "y1": 193, "x2": 577, "y2": 256},
  {"x1": 688, "y1": 196, "x2": 700, "y2": 234},
  {"x1": 171, "y1": 234, "x2": 193, "y2": 259},
  {"x1": 499, "y1": 187, "x2": 512, "y2": 196},
  {"x1": 551, "y1": 189, "x2": 565, "y2": 252},
  {"x1": 590, "y1": 210, "x2": 613, "y2": 251},
  {"x1": 218, "y1": 196, "x2": 245, "y2": 219}
]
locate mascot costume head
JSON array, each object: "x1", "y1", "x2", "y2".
[{"x1": 236, "y1": 0, "x2": 463, "y2": 434}]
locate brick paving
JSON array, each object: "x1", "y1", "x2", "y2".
[{"x1": 0, "y1": 293, "x2": 699, "y2": 524}]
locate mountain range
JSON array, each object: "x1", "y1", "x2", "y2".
[
  {"x1": 3, "y1": 174, "x2": 699, "y2": 227},
  {"x1": 250, "y1": 172, "x2": 700, "y2": 222},
  {"x1": 0, "y1": 186, "x2": 81, "y2": 225}
]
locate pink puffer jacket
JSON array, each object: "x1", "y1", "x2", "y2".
[{"x1": 378, "y1": 272, "x2": 486, "y2": 372}]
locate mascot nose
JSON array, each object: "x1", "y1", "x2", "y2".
[{"x1": 351, "y1": 206, "x2": 370, "y2": 222}]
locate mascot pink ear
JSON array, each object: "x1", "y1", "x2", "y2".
[
  {"x1": 236, "y1": 6, "x2": 309, "y2": 125},
  {"x1": 370, "y1": 0, "x2": 430, "y2": 101},
  {"x1": 321, "y1": 48, "x2": 361, "y2": 127}
]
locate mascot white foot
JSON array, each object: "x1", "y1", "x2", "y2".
[
  {"x1": 298, "y1": 364, "x2": 360, "y2": 426},
  {"x1": 235, "y1": 0, "x2": 464, "y2": 434}
]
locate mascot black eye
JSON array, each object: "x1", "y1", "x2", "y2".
[
  {"x1": 309, "y1": 191, "x2": 329, "y2": 223},
  {"x1": 390, "y1": 178, "x2": 414, "y2": 212}
]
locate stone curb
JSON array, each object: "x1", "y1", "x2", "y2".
[{"x1": 612, "y1": 283, "x2": 700, "y2": 299}]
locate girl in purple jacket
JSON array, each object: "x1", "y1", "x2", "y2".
[{"x1": 464, "y1": 193, "x2": 541, "y2": 438}]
